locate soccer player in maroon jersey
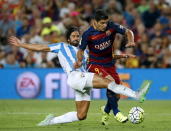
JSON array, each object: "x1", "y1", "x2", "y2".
[{"x1": 75, "y1": 9, "x2": 136, "y2": 125}]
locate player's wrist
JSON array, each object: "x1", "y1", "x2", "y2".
[
  {"x1": 127, "y1": 41, "x2": 135, "y2": 46},
  {"x1": 124, "y1": 55, "x2": 129, "y2": 58},
  {"x1": 122, "y1": 54, "x2": 128, "y2": 58},
  {"x1": 20, "y1": 43, "x2": 25, "y2": 48}
]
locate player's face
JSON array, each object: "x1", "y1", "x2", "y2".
[
  {"x1": 69, "y1": 31, "x2": 80, "y2": 47},
  {"x1": 95, "y1": 19, "x2": 109, "y2": 31}
]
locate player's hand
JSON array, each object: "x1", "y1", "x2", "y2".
[
  {"x1": 8, "y1": 36, "x2": 22, "y2": 47},
  {"x1": 74, "y1": 61, "x2": 82, "y2": 69},
  {"x1": 125, "y1": 42, "x2": 136, "y2": 48},
  {"x1": 123, "y1": 54, "x2": 136, "y2": 58}
]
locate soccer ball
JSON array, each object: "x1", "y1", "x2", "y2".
[{"x1": 128, "y1": 107, "x2": 144, "y2": 124}]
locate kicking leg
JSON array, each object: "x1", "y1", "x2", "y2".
[
  {"x1": 92, "y1": 74, "x2": 138, "y2": 99},
  {"x1": 92, "y1": 74, "x2": 152, "y2": 101}
]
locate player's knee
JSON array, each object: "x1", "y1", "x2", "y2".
[{"x1": 77, "y1": 113, "x2": 87, "y2": 120}]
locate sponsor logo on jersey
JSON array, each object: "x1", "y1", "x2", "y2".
[
  {"x1": 16, "y1": 72, "x2": 40, "y2": 98},
  {"x1": 94, "y1": 40, "x2": 111, "y2": 50}
]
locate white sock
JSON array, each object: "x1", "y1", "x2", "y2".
[
  {"x1": 108, "y1": 82, "x2": 137, "y2": 99},
  {"x1": 50, "y1": 111, "x2": 79, "y2": 125}
]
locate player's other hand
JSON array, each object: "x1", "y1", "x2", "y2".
[
  {"x1": 8, "y1": 36, "x2": 22, "y2": 47},
  {"x1": 125, "y1": 42, "x2": 136, "y2": 48},
  {"x1": 123, "y1": 54, "x2": 136, "y2": 58},
  {"x1": 74, "y1": 61, "x2": 82, "y2": 69}
]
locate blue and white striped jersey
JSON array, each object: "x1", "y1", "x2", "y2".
[{"x1": 48, "y1": 42, "x2": 88, "y2": 74}]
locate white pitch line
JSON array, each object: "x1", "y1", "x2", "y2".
[
  {"x1": 0, "y1": 112, "x2": 171, "y2": 116},
  {"x1": 0, "y1": 112, "x2": 52, "y2": 115}
]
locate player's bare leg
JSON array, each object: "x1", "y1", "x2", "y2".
[{"x1": 76, "y1": 101, "x2": 90, "y2": 120}]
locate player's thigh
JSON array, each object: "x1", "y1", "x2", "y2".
[
  {"x1": 67, "y1": 71, "x2": 94, "y2": 92},
  {"x1": 106, "y1": 66, "x2": 121, "y2": 84},
  {"x1": 67, "y1": 71, "x2": 86, "y2": 92},
  {"x1": 88, "y1": 64, "x2": 120, "y2": 98},
  {"x1": 92, "y1": 74, "x2": 112, "y2": 88},
  {"x1": 87, "y1": 64, "x2": 110, "y2": 78},
  {"x1": 87, "y1": 64, "x2": 116, "y2": 82}
]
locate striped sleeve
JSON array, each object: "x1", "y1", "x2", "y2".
[
  {"x1": 48, "y1": 43, "x2": 62, "y2": 53},
  {"x1": 84, "y1": 49, "x2": 89, "y2": 60}
]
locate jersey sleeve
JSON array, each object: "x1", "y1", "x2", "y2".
[
  {"x1": 84, "y1": 49, "x2": 89, "y2": 60},
  {"x1": 48, "y1": 43, "x2": 61, "y2": 53},
  {"x1": 109, "y1": 21, "x2": 126, "y2": 35},
  {"x1": 82, "y1": 49, "x2": 89, "y2": 71},
  {"x1": 79, "y1": 31, "x2": 89, "y2": 50}
]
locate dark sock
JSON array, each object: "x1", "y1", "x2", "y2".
[
  {"x1": 106, "y1": 89, "x2": 120, "y2": 116},
  {"x1": 104, "y1": 100, "x2": 111, "y2": 114}
]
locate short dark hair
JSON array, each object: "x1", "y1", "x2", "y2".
[
  {"x1": 93, "y1": 9, "x2": 108, "y2": 21},
  {"x1": 66, "y1": 26, "x2": 79, "y2": 40}
]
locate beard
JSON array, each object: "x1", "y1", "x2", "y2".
[{"x1": 70, "y1": 40, "x2": 79, "y2": 47}]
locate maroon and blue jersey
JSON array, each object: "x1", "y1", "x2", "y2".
[{"x1": 79, "y1": 21, "x2": 126, "y2": 67}]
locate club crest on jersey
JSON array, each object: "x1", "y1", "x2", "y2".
[
  {"x1": 106, "y1": 30, "x2": 111, "y2": 36},
  {"x1": 95, "y1": 40, "x2": 111, "y2": 50},
  {"x1": 80, "y1": 73, "x2": 85, "y2": 77}
]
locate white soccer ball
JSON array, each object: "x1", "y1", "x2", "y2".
[{"x1": 128, "y1": 107, "x2": 144, "y2": 124}]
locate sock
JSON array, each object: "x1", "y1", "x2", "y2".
[
  {"x1": 50, "y1": 111, "x2": 79, "y2": 125},
  {"x1": 108, "y1": 82, "x2": 137, "y2": 99},
  {"x1": 106, "y1": 89, "x2": 120, "y2": 115},
  {"x1": 104, "y1": 100, "x2": 111, "y2": 114}
]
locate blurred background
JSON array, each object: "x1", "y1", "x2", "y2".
[{"x1": 0, "y1": 0, "x2": 171, "y2": 100}]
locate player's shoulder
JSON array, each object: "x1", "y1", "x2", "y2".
[
  {"x1": 108, "y1": 21, "x2": 119, "y2": 27},
  {"x1": 82, "y1": 26, "x2": 94, "y2": 36},
  {"x1": 48, "y1": 42, "x2": 64, "y2": 52},
  {"x1": 63, "y1": 42, "x2": 77, "y2": 50},
  {"x1": 62, "y1": 42, "x2": 68, "y2": 46},
  {"x1": 108, "y1": 21, "x2": 126, "y2": 30}
]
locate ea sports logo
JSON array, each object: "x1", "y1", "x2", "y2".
[{"x1": 16, "y1": 72, "x2": 40, "y2": 98}]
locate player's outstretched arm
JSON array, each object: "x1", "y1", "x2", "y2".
[{"x1": 8, "y1": 36, "x2": 50, "y2": 52}]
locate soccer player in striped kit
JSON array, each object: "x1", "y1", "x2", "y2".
[
  {"x1": 9, "y1": 27, "x2": 150, "y2": 126},
  {"x1": 75, "y1": 9, "x2": 136, "y2": 125}
]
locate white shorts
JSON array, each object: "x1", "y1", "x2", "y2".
[
  {"x1": 75, "y1": 90, "x2": 91, "y2": 101},
  {"x1": 67, "y1": 71, "x2": 94, "y2": 101}
]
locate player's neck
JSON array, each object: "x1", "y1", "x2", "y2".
[{"x1": 91, "y1": 21, "x2": 100, "y2": 31}]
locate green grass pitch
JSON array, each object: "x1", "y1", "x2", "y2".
[{"x1": 0, "y1": 100, "x2": 171, "y2": 131}]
